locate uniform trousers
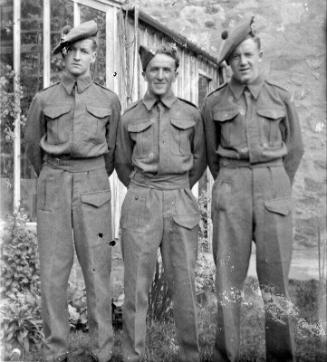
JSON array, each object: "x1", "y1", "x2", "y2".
[
  {"x1": 212, "y1": 160, "x2": 295, "y2": 362},
  {"x1": 121, "y1": 175, "x2": 200, "y2": 362},
  {"x1": 37, "y1": 156, "x2": 113, "y2": 362}
]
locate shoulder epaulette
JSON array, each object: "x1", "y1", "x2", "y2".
[
  {"x1": 206, "y1": 82, "x2": 228, "y2": 98},
  {"x1": 123, "y1": 100, "x2": 140, "y2": 114},
  {"x1": 177, "y1": 97, "x2": 198, "y2": 109},
  {"x1": 39, "y1": 82, "x2": 60, "y2": 92},
  {"x1": 94, "y1": 81, "x2": 115, "y2": 93},
  {"x1": 265, "y1": 79, "x2": 288, "y2": 92}
]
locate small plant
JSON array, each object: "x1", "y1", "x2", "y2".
[
  {"x1": 147, "y1": 259, "x2": 173, "y2": 323},
  {"x1": 0, "y1": 212, "x2": 43, "y2": 358}
]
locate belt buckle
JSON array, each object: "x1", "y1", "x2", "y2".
[{"x1": 55, "y1": 157, "x2": 61, "y2": 165}]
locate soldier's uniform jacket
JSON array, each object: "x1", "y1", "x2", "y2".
[
  {"x1": 25, "y1": 71, "x2": 121, "y2": 175},
  {"x1": 115, "y1": 89, "x2": 206, "y2": 188},
  {"x1": 202, "y1": 75, "x2": 304, "y2": 182}
]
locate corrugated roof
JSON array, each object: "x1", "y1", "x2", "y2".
[{"x1": 124, "y1": 6, "x2": 219, "y2": 67}]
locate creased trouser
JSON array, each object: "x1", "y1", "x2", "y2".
[
  {"x1": 37, "y1": 158, "x2": 113, "y2": 362},
  {"x1": 212, "y1": 164, "x2": 295, "y2": 362},
  {"x1": 121, "y1": 183, "x2": 200, "y2": 362}
]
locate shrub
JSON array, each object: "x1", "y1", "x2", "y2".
[{"x1": 0, "y1": 212, "x2": 43, "y2": 358}]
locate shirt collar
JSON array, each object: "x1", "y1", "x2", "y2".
[
  {"x1": 61, "y1": 71, "x2": 93, "y2": 94},
  {"x1": 142, "y1": 89, "x2": 177, "y2": 111},
  {"x1": 229, "y1": 75, "x2": 264, "y2": 100}
]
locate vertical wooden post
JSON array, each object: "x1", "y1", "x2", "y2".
[
  {"x1": 43, "y1": 0, "x2": 51, "y2": 88},
  {"x1": 73, "y1": 0, "x2": 81, "y2": 27},
  {"x1": 13, "y1": 0, "x2": 21, "y2": 213}
]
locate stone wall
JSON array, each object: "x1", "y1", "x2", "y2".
[{"x1": 135, "y1": 0, "x2": 327, "y2": 247}]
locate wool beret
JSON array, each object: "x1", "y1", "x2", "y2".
[
  {"x1": 218, "y1": 16, "x2": 255, "y2": 64},
  {"x1": 53, "y1": 20, "x2": 98, "y2": 55}
]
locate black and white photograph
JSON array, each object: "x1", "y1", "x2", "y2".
[{"x1": 0, "y1": 0, "x2": 326, "y2": 361}]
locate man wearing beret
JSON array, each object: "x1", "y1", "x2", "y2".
[
  {"x1": 25, "y1": 21, "x2": 120, "y2": 362},
  {"x1": 115, "y1": 44, "x2": 206, "y2": 362},
  {"x1": 202, "y1": 16, "x2": 304, "y2": 362}
]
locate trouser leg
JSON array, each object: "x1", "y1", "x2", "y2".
[
  {"x1": 37, "y1": 166, "x2": 74, "y2": 361},
  {"x1": 254, "y1": 166, "x2": 295, "y2": 362},
  {"x1": 72, "y1": 168, "x2": 113, "y2": 362},
  {"x1": 161, "y1": 219, "x2": 200, "y2": 362},
  {"x1": 121, "y1": 187, "x2": 162, "y2": 362},
  {"x1": 212, "y1": 168, "x2": 253, "y2": 362}
]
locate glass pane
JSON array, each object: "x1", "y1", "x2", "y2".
[
  {"x1": 80, "y1": 5, "x2": 106, "y2": 85},
  {"x1": 50, "y1": 0, "x2": 74, "y2": 83}
]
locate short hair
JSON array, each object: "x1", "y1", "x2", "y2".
[{"x1": 154, "y1": 44, "x2": 180, "y2": 70}]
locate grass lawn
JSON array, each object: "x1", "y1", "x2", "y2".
[{"x1": 20, "y1": 278, "x2": 327, "y2": 361}]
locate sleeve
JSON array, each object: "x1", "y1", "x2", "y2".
[
  {"x1": 189, "y1": 112, "x2": 207, "y2": 188},
  {"x1": 105, "y1": 94, "x2": 121, "y2": 176},
  {"x1": 114, "y1": 113, "x2": 134, "y2": 187},
  {"x1": 24, "y1": 93, "x2": 45, "y2": 176},
  {"x1": 282, "y1": 94, "x2": 304, "y2": 184},
  {"x1": 201, "y1": 99, "x2": 220, "y2": 180}
]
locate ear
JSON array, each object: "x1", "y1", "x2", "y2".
[
  {"x1": 258, "y1": 50, "x2": 263, "y2": 62},
  {"x1": 90, "y1": 51, "x2": 97, "y2": 64},
  {"x1": 173, "y1": 69, "x2": 179, "y2": 82}
]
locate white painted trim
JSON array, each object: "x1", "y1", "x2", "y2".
[
  {"x1": 13, "y1": 0, "x2": 21, "y2": 213},
  {"x1": 72, "y1": 0, "x2": 121, "y2": 12},
  {"x1": 73, "y1": 1, "x2": 81, "y2": 26},
  {"x1": 43, "y1": 0, "x2": 51, "y2": 88}
]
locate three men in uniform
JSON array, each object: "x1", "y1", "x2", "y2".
[{"x1": 25, "y1": 15, "x2": 303, "y2": 362}]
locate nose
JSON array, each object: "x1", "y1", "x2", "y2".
[
  {"x1": 73, "y1": 49, "x2": 81, "y2": 60},
  {"x1": 157, "y1": 69, "x2": 164, "y2": 79},
  {"x1": 239, "y1": 54, "x2": 247, "y2": 65}
]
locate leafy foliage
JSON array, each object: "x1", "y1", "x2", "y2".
[{"x1": 0, "y1": 213, "x2": 43, "y2": 357}]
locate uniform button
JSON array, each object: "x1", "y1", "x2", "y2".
[{"x1": 135, "y1": 196, "x2": 139, "y2": 200}]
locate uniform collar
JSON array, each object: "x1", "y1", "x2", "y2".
[
  {"x1": 229, "y1": 75, "x2": 264, "y2": 100},
  {"x1": 61, "y1": 71, "x2": 93, "y2": 94},
  {"x1": 142, "y1": 89, "x2": 177, "y2": 111}
]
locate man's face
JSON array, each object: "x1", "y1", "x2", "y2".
[
  {"x1": 64, "y1": 38, "x2": 96, "y2": 77},
  {"x1": 228, "y1": 37, "x2": 263, "y2": 84},
  {"x1": 143, "y1": 53, "x2": 178, "y2": 97}
]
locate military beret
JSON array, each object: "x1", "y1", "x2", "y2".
[
  {"x1": 53, "y1": 20, "x2": 98, "y2": 55},
  {"x1": 139, "y1": 44, "x2": 180, "y2": 71},
  {"x1": 218, "y1": 16, "x2": 255, "y2": 64}
]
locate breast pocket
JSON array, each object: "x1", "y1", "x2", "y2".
[
  {"x1": 85, "y1": 105, "x2": 111, "y2": 144},
  {"x1": 213, "y1": 108, "x2": 242, "y2": 147},
  {"x1": 170, "y1": 118, "x2": 195, "y2": 155},
  {"x1": 128, "y1": 120, "x2": 154, "y2": 159},
  {"x1": 256, "y1": 107, "x2": 285, "y2": 148},
  {"x1": 43, "y1": 105, "x2": 71, "y2": 144}
]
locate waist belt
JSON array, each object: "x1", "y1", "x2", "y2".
[
  {"x1": 219, "y1": 158, "x2": 283, "y2": 168},
  {"x1": 44, "y1": 155, "x2": 105, "y2": 172},
  {"x1": 130, "y1": 171, "x2": 190, "y2": 190}
]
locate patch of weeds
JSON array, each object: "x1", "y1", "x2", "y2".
[{"x1": 145, "y1": 320, "x2": 178, "y2": 362}]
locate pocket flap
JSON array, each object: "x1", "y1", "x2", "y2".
[
  {"x1": 128, "y1": 120, "x2": 153, "y2": 133},
  {"x1": 257, "y1": 107, "x2": 285, "y2": 119},
  {"x1": 81, "y1": 190, "x2": 111, "y2": 208},
  {"x1": 213, "y1": 109, "x2": 239, "y2": 122},
  {"x1": 86, "y1": 105, "x2": 112, "y2": 118},
  {"x1": 173, "y1": 213, "x2": 200, "y2": 229},
  {"x1": 44, "y1": 105, "x2": 71, "y2": 119},
  {"x1": 264, "y1": 197, "x2": 292, "y2": 216},
  {"x1": 171, "y1": 118, "x2": 196, "y2": 130}
]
